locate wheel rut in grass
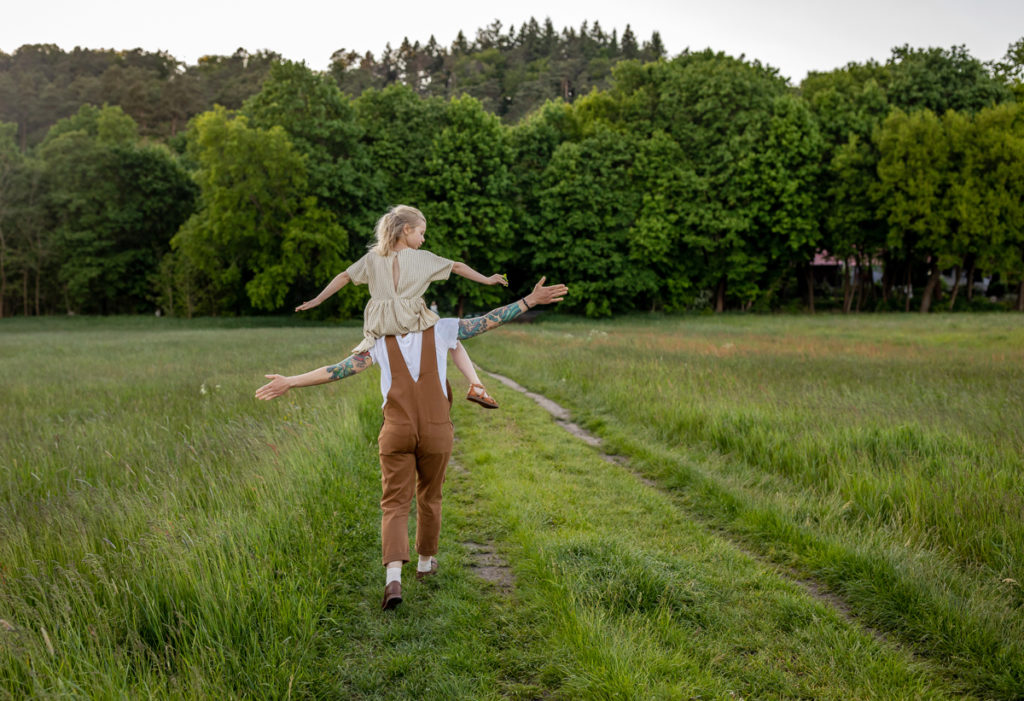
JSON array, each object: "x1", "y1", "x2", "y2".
[
  {"x1": 484, "y1": 369, "x2": 880, "y2": 641},
  {"x1": 460, "y1": 540, "x2": 515, "y2": 594},
  {"x1": 448, "y1": 456, "x2": 514, "y2": 593}
]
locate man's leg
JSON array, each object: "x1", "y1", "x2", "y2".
[
  {"x1": 414, "y1": 452, "x2": 449, "y2": 558},
  {"x1": 379, "y1": 451, "x2": 416, "y2": 567}
]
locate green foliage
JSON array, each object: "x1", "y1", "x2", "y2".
[
  {"x1": 5, "y1": 31, "x2": 1024, "y2": 316},
  {"x1": 887, "y1": 44, "x2": 1012, "y2": 114},
  {"x1": 421, "y1": 96, "x2": 514, "y2": 313},
  {"x1": 331, "y1": 17, "x2": 667, "y2": 123},
  {"x1": 171, "y1": 107, "x2": 349, "y2": 315},
  {"x1": 0, "y1": 45, "x2": 277, "y2": 147},
  {"x1": 533, "y1": 127, "x2": 647, "y2": 316},
  {"x1": 34, "y1": 105, "x2": 195, "y2": 313},
  {"x1": 244, "y1": 61, "x2": 379, "y2": 249},
  {"x1": 352, "y1": 83, "x2": 446, "y2": 209},
  {"x1": 954, "y1": 103, "x2": 1024, "y2": 281},
  {"x1": 874, "y1": 108, "x2": 951, "y2": 310}
]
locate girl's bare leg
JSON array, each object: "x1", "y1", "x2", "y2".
[
  {"x1": 451, "y1": 342, "x2": 498, "y2": 408},
  {"x1": 451, "y1": 342, "x2": 481, "y2": 385}
]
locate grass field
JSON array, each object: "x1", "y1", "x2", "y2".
[{"x1": 1, "y1": 313, "x2": 1021, "y2": 698}]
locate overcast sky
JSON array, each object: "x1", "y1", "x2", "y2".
[{"x1": 4, "y1": 0, "x2": 1022, "y2": 83}]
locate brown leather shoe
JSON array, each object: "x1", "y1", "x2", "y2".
[
  {"x1": 381, "y1": 581, "x2": 402, "y2": 610},
  {"x1": 466, "y1": 383, "x2": 498, "y2": 409},
  {"x1": 415, "y1": 558, "x2": 439, "y2": 581}
]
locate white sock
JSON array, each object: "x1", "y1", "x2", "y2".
[
  {"x1": 385, "y1": 566, "x2": 401, "y2": 585},
  {"x1": 417, "y1": 555, "x2": 434, "y2": 572}
]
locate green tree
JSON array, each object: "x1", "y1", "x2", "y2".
[
  {"x1": 802, "y1": 62, "x2": 891, "y2": 310},
  {"x1": 532, "y1": 127, "x2": 645, "y2": 317},
  {"x1": 171, "y1": 107, "x2": 348, "y2": 315},
  {"x1": 888, "y1": 44, "x2": 1010, "y2": 114},
  {"x1": 37, "y1": 105, "x2": 195, "y2": 313},
  {"x1": 874, "y1": 108, "x2": 951, "y2": 312},
  {"x1": 244, "y1": 60, "x2": 379, "y2": 253},
  {"x1": 604, "y1": 51, "x2": 789, "y2": 311},
  {"x1": 953, "y1": 103, "x2": 1024, "y2": 310},
  {"x1": 0, "y1": 122, "x2": 20, "y2": 316},
  {"x1": 505, "y1": 100, "x2": 579, "y2": 293},
  {"x1": 744, "y1": 94, "x2": 826, "y2": 311},
  {"x1": 994, "y1": 36, "x2": 1024, "y2": 101},
  {"x1": 353, "y1": 84, "x2": 446, "y2": 209},
  {"x1": 421, "y1": 96, "x2": 514, "y2": 315}
]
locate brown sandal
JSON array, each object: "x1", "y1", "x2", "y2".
[{"x1": 466, "y1": 383, "x2": 499, "y2": 409}]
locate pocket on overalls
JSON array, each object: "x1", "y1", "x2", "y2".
[
  {"x1": 379, "y1": 421, "x2": 416, "y2": 455},
  {"x1": 419, "y1": 420, "x2": 454, "y2": 455}
]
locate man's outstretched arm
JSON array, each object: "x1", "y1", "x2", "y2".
[
  {"x1": 255, "y1": 351, "x2": 373, "y2": 400},
  {"x1": 458, "y1": 276, "x2": 568, "y2": 341}
]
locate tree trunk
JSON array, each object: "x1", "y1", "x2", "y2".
[
  {"x1": 23, "y1": 269, "x2": 29, "y2": 316},
  {"x1": 948, "y1": 264, "x2": 961, "y2": 311},
  {"x1": 855, "y1": 259, "x2": 866, "y2": 313},
  {"x1": 967, "y1": 263, "x2": 976, "y2": 302},
  {"x1": 715, "y1": 275, "x2": 726, "y2": 313},
  {"x1": 0, "y1": 228, "x2": 5, "y2": 319},
  {"x1": 904, "y1": 264, "x2": 912, "y2": 313},
  {"x1": 805, "y1": 266, "x2": 815, "y2": 314},
  {"x1": 842, "y1": 264, "x2": 853, "y2": 314},
  {"x1": 457, "y1": 294, "x2": 465, "y2": 318},
  {"x1": 919, "y1": 260, "x2": 940, "y2": 313},
  {"x1": 34, "y1": 268, "x2": 40, "y2": 316},
  {"x1": 882, "y1": 256, "x2": 892, "y2": 301},
  {"x1": 1018, "y1": 280, "x2": 1024, "y2": 312}
]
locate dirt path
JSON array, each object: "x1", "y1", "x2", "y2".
[{"x1": 484, "y1": 368, "x2": 888, "y2": 643}]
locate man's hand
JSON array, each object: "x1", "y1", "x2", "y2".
[
  {"x1": 255, "y1": 374, "x2": 292, "y2": 400},
  {"x1": 524, "y1": 276, "x2": 568, "y2": 307}
]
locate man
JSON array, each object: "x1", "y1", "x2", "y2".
[{"x1": 255, "y1": 277, "x2": 567, "y2": 609}]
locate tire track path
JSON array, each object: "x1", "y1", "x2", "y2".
[{"x1": 484, "y1": 368, "x2": 888, "y2": 644}]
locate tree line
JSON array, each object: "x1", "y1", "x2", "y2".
[
  {"x1": 0, "y1": 19, "x2": 666, "y2": 148},
  {"x1": 0, "y1": 23, "x2": 1022, "y2": 318}
]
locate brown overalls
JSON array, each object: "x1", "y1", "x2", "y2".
[{"x1": 378, "y1": 327, "x2": 454, "y2": 566}]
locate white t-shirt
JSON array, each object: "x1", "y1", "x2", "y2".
[{"x1": 367, "y1": 318, "x2": 460, "y2": 407}]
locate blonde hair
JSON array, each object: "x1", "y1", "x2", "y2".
[{"x1": 370, "y1": 205, "x2": 426, "y2": 256}]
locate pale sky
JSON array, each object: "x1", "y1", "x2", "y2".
[{"x1": 3, "y1": 0, "x2": 1022, "y2": 83}]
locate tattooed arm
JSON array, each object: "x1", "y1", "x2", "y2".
[
  {"x1": 458, "y1": 276, "x2": 568, "y2": 341},
  {"x1": 255, "y1": 351, "x2": 373, "y2": 400}
]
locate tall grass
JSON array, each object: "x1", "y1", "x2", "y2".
[
  {"x1": 0, "y1": 319, "x2": 541, "y2": 698},
  {"x1": 470, "y1": 312, "x2": 1024, "y2": 698},
  {"x1": 3, "y1": 314, "x2": 1019, "y2": 698}
]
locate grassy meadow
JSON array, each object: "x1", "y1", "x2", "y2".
[{"x1": 0, "y1": 313, "x2": 1021, "y2": 698}]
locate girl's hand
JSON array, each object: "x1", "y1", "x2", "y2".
[
  {"x1": 487, "y1": 273, "x2": 509, "y2": 287},
  {"x1": 295, "y1": 299, "x2": 320, "y2": 312}
]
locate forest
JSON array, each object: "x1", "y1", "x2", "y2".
[{"x1": 1, "y1": 19, "x2": 1023, "y2": 317}]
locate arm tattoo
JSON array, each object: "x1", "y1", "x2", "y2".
[
  {"x1": 458, "y1": 300, "x2": 525, "y2": 340},
  {"x1": 327, "y1": 351, "x2": 373, "y2": 380}
]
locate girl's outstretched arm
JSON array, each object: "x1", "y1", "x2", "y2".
[
  {"x1": 451, "y1": 262, "x2": 507, "y2": 287},
  {"x1": 295, "y1": 271, "x2": 351, "y2": 311},
  {"x1": 458, "y1": 277, "x2": 568, "y2": 341},
  {"x1": 255, "y1": 351, "x2": 373, "y2": 400}
]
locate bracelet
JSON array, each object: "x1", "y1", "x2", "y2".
[{"x1": 522, "y1": 298, "x2": 533, "y2": 310}]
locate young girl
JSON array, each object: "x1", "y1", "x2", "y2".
[{"x1": 296, "y1": 205, "x2": 505, "y2": 408}]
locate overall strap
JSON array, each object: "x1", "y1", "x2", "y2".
[
  {"x1": 419, "y1": 326, "x2": 438, "y2": 380},
  {"x1": 384, "y1": 335, "x2": 413, "y2": 384}
]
